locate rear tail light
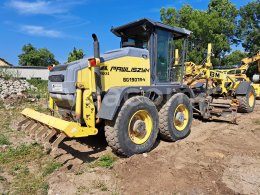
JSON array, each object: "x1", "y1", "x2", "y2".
[
  {"x1": 48, "y1": 65, "x2": 53, "y2": 70},
  {"x1": 88, "y1": 58, "x2": 97, "y2": 67}
]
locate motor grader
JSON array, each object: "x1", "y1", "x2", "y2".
[
  {"x1": 18, "y1": 19, "x2": 236, "y2": 157},
  {"x1": 179, "y1": 44, "x2": 256, "y2": 114},
  {"x1": 218, "y1": 50, "x2": 260, "y2": 99}
]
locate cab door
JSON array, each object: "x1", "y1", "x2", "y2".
[{"x1": 156, "y1": 29, "x2": 173, "y2": 82}]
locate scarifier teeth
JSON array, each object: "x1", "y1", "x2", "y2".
[
  {"x1": 43, "y1": 129, "x2": 57, "y2": 143},
  {"x1": 24, "y1": 120, "x2": 36, "y2": 133},
  {"x1": 29, "y1": 123, "x2": 42, "y2": 139},
  {"x1": 17, "y1": 118, "x2": 30, "y2": 131},
  {"x1": 36, "y1": 126, "x2": 49, "y2": 143},
  {"x1": 52, "y1": 133, "x2": 66, "y2": 150},
  {"x1": 18, "y1": 117, "x2": 68, "y2": 154}
]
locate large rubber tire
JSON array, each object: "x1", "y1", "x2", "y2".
[
  {"x1": 237, "y1": 85, "x2": 256, "y2": 113},
  {"x1": 159, "y1": 93, "x2": 193, "y2": 141},
  {"x1": 105, "y1": 96, "x2": 159, "y2": 156}
]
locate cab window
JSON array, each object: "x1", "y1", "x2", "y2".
[{"x1": 156, "y1": 29, "x2": 173, "y2": 82}]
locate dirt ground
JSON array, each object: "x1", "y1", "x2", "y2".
[{"x1": 1, "y1": 101, "x2": 260, "y2": 195}]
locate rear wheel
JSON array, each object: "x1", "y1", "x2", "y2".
[
  {"x1": 105, "y1": 96, "x2": 159, "y2": 156},
  {"x1": 237, "y1": 85, "x2": 256, "y2": 113},
  {"x1": 159, "y1": 93, "x2": 193, "y2": 141}
]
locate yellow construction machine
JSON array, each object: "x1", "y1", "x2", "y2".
[
  {"x1": 219, "y1": 50, "x2": 260, "y2": 98},
  {"x1": 18, "y1": 19, "x2": 238, "y2": 157},
  {"x1": 179, "y1": 43, "x2": 256, "y2": 114}
]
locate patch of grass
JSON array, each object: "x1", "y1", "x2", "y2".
[
  {"x1": 92, "y1": 180, "x2": 108, "y2": 191},
  {"x1": 0, "y1": 144, "x2": 62, "y2": 195},
  {"x1": 30, "y1": 102, "x2": 49, "y2": 114},
  {"x1": 0, "y1": 100, "x2": 4, "y2": 109},
  {"x1": 253, "y1": 119, "x2": 260, "y2": 125},
  {"x1": 90, "y1": 154, "x2": 118, "y2": 169},
  {"x1": 42, "y1": 161, "x2": 62, "y2": 176},
  {"x1": 0, "y1": 111, "x2": 11, "y2": 131},
  {"x1": 76, "y1": 186, "x2": 90, "y2": 195},
  {"x1": 12, "y1": 166, "x2": 49, "y2": 195},
  {"x1": 0, "y1": 69, "x2": 13, "y2": 80},
  {"x1": 75, "y1": 169, "x2": 84, "y2": 175},
  {"x1": 112, "y1": 192, "x2": 120, "y2": 195},
  {"x1": 0, "y1": 144, "x2": 45, "y2": 166},
  {"x1": 0, "y1": 175, "x2": 7, "y2": 181},
  {"x1": 0, "y1": 134, "x2": 11, "y2": 145}
]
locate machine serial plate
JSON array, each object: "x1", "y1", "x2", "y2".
[{"x1": 52, "y1": 84, "x2": 63, "y2": 92}]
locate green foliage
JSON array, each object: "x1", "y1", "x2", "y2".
[
  {"x1": 27, "y1": 79, "x2": 48, "y2": 99},
  {"x1": 67, "y1": 47, "x2": 85, "y2": 63},
  {"x1": 0, "y1": 69, "x2": 13, "y2": 80},
  {"x1": 160, "y1": 0, "x2": 239, "y2": 66},
  {"x1": 246, "y1": 62, "x2": 259, "y2": 79},
  {"x1": 237, "y1": 0, "x2": 260, "y2": 54},
  {"x1": 19, "y1": 44, "x2": 59, "y2": 67},
  {"x1": 222, "y1": 50, "x2": 247, "y2": 67},
  {"x1": 42, "y1": 161, "x2": 62, "y2": 176},
  {"x1": 0, "y1": 134, "x2": 11, "y2": 145}
]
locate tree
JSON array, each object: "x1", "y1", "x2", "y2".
[
  {"x1": 160, "y1": 0, "x2": 238, "y2": 66},
  {"x1": 19, "y1": 44, "x2": 59, "y2": 66},
  {"x1": 222, "y1": 50, "x2": 247, "y2": 67},
  {"x1": 237, "y1": 0, "x2": 260, "y2": 54},
  {"x1": 67, "y1": 47, "x2": 85, "y2": 63}
]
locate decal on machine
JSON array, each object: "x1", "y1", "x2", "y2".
[
  {"x1": 100, "y1": 66, "x2": 149, "y2": 73},
  {"x1": 123, "y1": 78, "x2": 146, "y2": 82}
]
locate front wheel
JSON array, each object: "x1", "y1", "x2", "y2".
[
  {"x1": 105, "y1": 96, "x2": 159, "y2": 156},
  {"x1": 159, "y1": 93, "x2": 193, "y2": 141},
  {"x1": 237, "y1": 85, "x2": 256, "y2": 113}
]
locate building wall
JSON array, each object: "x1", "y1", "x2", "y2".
[
  {"x1": 0, "y1": 59, "x2": 11, "y2": 67},
  {"x1": 0, "y1": 67, "x2": 49, "y2": 80}
]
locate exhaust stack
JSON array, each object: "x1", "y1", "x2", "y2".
[{"x1": 92, "y1": 34, "x2": 100, "y2": 58}]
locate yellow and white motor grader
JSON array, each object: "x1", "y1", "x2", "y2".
[{"x1": 18, "y1": 19, "x2": 238, "y2": 156}]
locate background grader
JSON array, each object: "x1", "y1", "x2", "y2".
[
  {"x1": 218, "y1": 50, "x2": 260, "y2": 99},
  {"x1": 18, "y1": 19, "x2": 240, "y2": 157},
  {"x1": 181, "y1": 44, "x2": 256, "y2": 115}
]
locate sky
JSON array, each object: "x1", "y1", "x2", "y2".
[{"x1": 0, "y1": 0, "x2": 252, "y2": 66}]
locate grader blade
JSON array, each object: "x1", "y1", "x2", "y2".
[
  {"x1": 18, "y1": 108, "x2": 98, "y2": 153},
  {"x1": 209, "y1": 103, "x2": 238, "y2": 124}
]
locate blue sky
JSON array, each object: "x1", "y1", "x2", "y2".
[{"x1": 0, "y1": 0, "x2": 251, "y2": 65}]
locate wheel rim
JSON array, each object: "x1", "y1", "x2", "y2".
[
  {"x1": 248, "y1": 92, "x2": 255, "y2": 108},
  {"x1": 173, "y1": 104, "x2": 189, "y2": 131},
  {"x1": 128, "y1": 110, "x2": 153, "y2": 145}
]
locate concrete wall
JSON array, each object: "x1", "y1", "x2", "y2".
[{"x1": 0, "y1": 66, "x2": 49, "y2": 80}]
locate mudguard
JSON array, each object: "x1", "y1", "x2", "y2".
[
  {"x1": 96, "y1": 87, "x2": 140, "y2": 120},
  {"x1": 97, "y1": 85, "x2": 194, "y2": 121},
  {"x1": 235, "y1": 81, "x2": 251, "y2": 95}
]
